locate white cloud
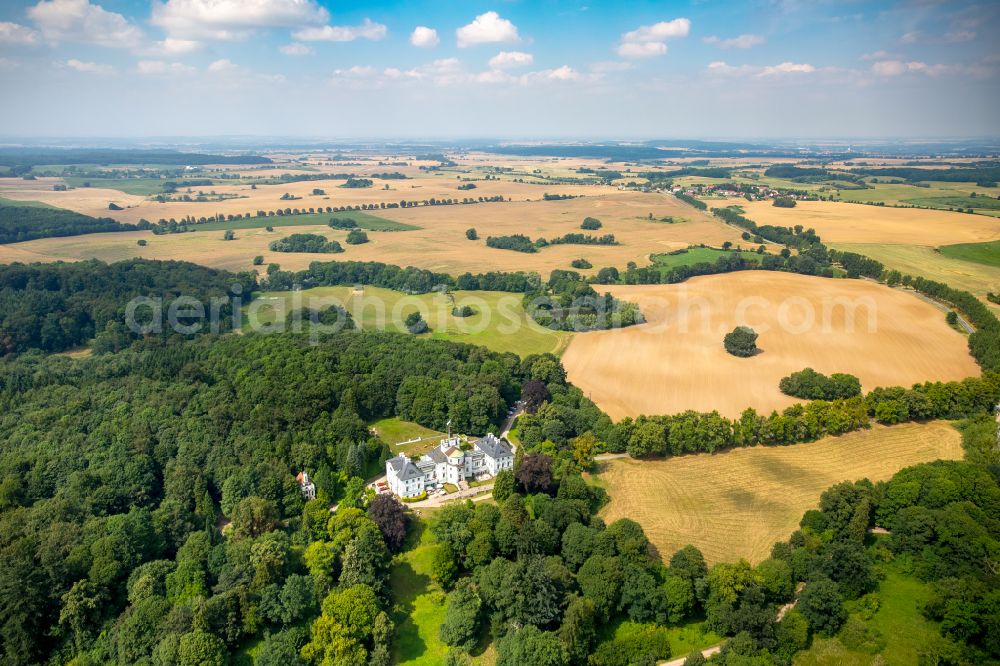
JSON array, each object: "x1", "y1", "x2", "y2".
[
  {"x1": 0, "y1": 21, "x2": 41, "y2": 45},
  {"x1": 708, "y1": 60, "x2": 815, "y2": 77},
  {"x1": 703, "y1": 33, "x2": 765, "y2": 49},
  {"x1": 489, "y1": 50, "x2": 533, "y2": 69},
  {"x1": 280, "y1": 42, "x2": 312, "y2": 56},
  {"x1": 143, "y1": 37, "x2": 201, "y2": 56},
  {"x1": 294, "y1": 18, "x2": 386, "y2": 42},
  {"x1": 0, "y1": 57, "x2": 19, "y2": 70},
  {"x1": 333, "y1": 64, "x2": 377, "y2": 78},
  {"x1": 760, "y1": 61, "x2": 814, "y2": 76},
  {"x1": 65, "y1": 58, "x2": 114, "y2": 74},
  {"x1": 456, "y1": 11, "x2": 519, "y2": 47},
  {"x1": 152, "y1": 0, "x2": 329, "y2": 40},
  {"x1": 617, "y1": 41, "x2": 667, "y2": 58},
  {"x1": 544, "y1": 65, "x2": 579, "y2": 81},
  {"x1": 622, "y1": 18, "x2": 690, "y2": 43},
  {"x1": 28, "y1": 0, "x2": 144, "y2": 48},
  {"x1": 872, "y1": 60, "x2": 950, "y2": 77},
  {"x1": 410, "y1": 25, "x2": 438, "y2": 48},
  {"x1": 207, "y1": 58, "x2": 237, "y2": 72},
  {"x1": 617, "y1": 18, "x2": 689, "y2": 58},
  {"x1": 135, "y1": 59, "x2": 195, "y2": 75}
]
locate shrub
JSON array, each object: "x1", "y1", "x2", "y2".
[
  {"x1": 252, "y1": 255, "x2": 264, "y2": 265},
  {"x1": 345, "y1": 229, "x2": 369, "y2": 245},
  {"x1": 779, "y1": 368, "x2": 861, "y2": 400},
  {"x1": 401, "y1": 491, "x2": 427, "y2": 503},
  {"x1": 451, "y1": 305, "x2": 476, "y2": 317},
  {"x1": 581, "y1": 217, "x2": 602, "y2": 230},
  {"x1": 137, "y1": 239, "x2": 147, "y2": 247},
  {"x1": 405, "y1": 312, "x2": 429, "y2": 334},
  {"x1": 466, "y1": 228, "x2": 478, "y2": 240},
  {"x1": 108, "y1": 202, "x2": 123, "y2": 211},
  {"x1": 723, "y1": 326, "x2": 759, "y2": 357},
  {"x1": 571, "y1": 258, "x2": 592, "y2": 269},
  {"x1": 223, "y1": 229, "x2": 235, "y2": 241},
  {"x1": 773, "y1": 197, "x2": 797, "y2": 208}
]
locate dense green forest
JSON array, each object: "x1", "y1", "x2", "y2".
[
  {"x1": 0, "y1": 260, "x2": 254, "y2": 355},
  {"x1": 0, "y1": 148, "x2": 271, "y2": 168},
  {"x1": 0, "y1": 330, "x2": 567, "y2": 665},
  {"x1": 0, "y1": 204, "x2": 142, "y2": 243}
]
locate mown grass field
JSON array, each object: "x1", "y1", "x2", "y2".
[
  {"x1": 651, "y1": 246, "x2": 764, "y2": 271},
  {"x1": 247, "y1": 285, "x2": 570, "y2": 357},
  {"x1": 0, "y1": 196, "x2": 59, "y2": 209},
  {"x1": 370, "y1": 417, "x2": 445, "y2": 456},
  {"x1": 592, "y1": 421, "x2": 963, "y2": 564},
  {"x1": 833, "y1": 242, "x2": 1000, "y2": 312},
  {"x1": 795, "y1": 558, "x2": 942, "y2": 666},
  {"x1": 938, "y1": 239, "x2": 1000, "y2": 268},
  {"x1": 60, "y1": 176, "x2": 174, "y2": 195}
]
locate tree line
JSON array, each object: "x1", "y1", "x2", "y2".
[{"x1": 0, "y1": 204, "x2": 143, "y2": 244}]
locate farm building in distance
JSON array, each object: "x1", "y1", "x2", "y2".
[{"x1": 385, "y1": 433, "x2": 514, "y2": 498}]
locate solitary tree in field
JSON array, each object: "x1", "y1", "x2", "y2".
[
  {"x1": 724, "y1": 326, "x2": 759, "y2": 357},
  {"x1": 466, "y1": 228, "x2": 478, "y2": 240},
  {"x1": 223, "y1": 229, "x2": 235, "y2": 241}
]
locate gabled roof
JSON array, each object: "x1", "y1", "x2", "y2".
[
  {"x1": 423, "y1": 447, "x2": 447, "y2": 464},
  {"x1": 475, "y1": 433, "x2": 513, "y2": 460},
  {"x1": 387, "y1": 455, "x2": 424, "y2": 481}
]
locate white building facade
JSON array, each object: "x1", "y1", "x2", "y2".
[{"x1": 385, "y1": 433, "x2": 514, "y2": 498}]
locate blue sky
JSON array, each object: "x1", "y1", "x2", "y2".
[{"x1": 0, "y1": 0, "x2": 997, "y2": 138}]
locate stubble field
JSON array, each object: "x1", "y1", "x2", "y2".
[
  {"x1": 593, "y1": 420, "x2": 963, "y2": 564},
  {"x1": 738, "y1": 199, "x2": 1000, "y2": 245},
  {"x1": 0, "y1": 192, "x2": 747, "y2": 275},
  {"x1": 562, "y1": 272, "x2": 979, "y2": 419}
]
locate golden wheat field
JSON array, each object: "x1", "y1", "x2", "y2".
[
  {"x1": 0, "y1": 192, "x2": 747, "y2": 275},
  {"x1": 739, "y1": 199, "x2": 1000, "y2": 245},
  {"x1": 562, "y1": 272, "x2": 979, "y2": 420},
  {"x1": 594, "y1": 420, "x2": 963, "y2": 564}
]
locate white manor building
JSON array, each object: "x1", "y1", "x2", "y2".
[{"x1": 386, "y1": 433, "x2": 514, "y2": 498}]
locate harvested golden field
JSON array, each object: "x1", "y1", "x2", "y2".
[
  {"x1": 0, "y1": 192, "x2": 746, "y2": 275},
  {"x1": 0, "y1": 171, "x2": 613, "y2": 224},
  {"x1": 739, "y1": 200, "x2": 1000, "y2": 245},
  {"x1": 594, "y1": 421, "x2": 963, "y2": 564},
  {"x1": 562, "y1": 272, "x2": 978, "y2": 420}
]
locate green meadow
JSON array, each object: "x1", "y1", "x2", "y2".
[{"x1": 246, "y1": 285, "x2": 570, "y2": 358}]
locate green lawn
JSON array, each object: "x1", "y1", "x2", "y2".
[
  {"x1": 794, "y1": 559, "x2": 942, "y2": 666},
  {"x1": 370, "y1": 417, "x2": 444, "y2": 454},
  {"x1": 61, "y1": 176, "x2": 176, "y2": 195},
  {"x1": 651, "y1": 246, "x2": 763, "y2": 272},
  {"x1": 903, "y1": 195, "x2": 1000, "y2": 212},
  {"x1": 0, "y1": 197, "x2": 60, "y2": 209},
  {"x1": 390, "y1": 521, "x2": 496, "y2": 665},
  {"x1": 193, "y1": 210, "x2": 418, "y2": 232},
  {"x1": 595, "y1": 616, "x2": 721, "y2": 662},
  {"x1": 246, "y1": 286, "x2": 570, "y2": 358},
  {"x1": 833, "y1": 242, "x2": 1000, "y2": 314},
  {"x1": 938, "y1": 239, "x2": 1000, "y2": 268}
]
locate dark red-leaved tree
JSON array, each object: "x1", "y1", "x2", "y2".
[
  {"x1": 367, "y1": 494, "x2": 408, "y2": 552},
  {"x1": 516, "y1": 454, "x2": 554, "y2": 494},
  {"x1": 520, "y1": 380, "x2": 551, "y2": 414}
]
